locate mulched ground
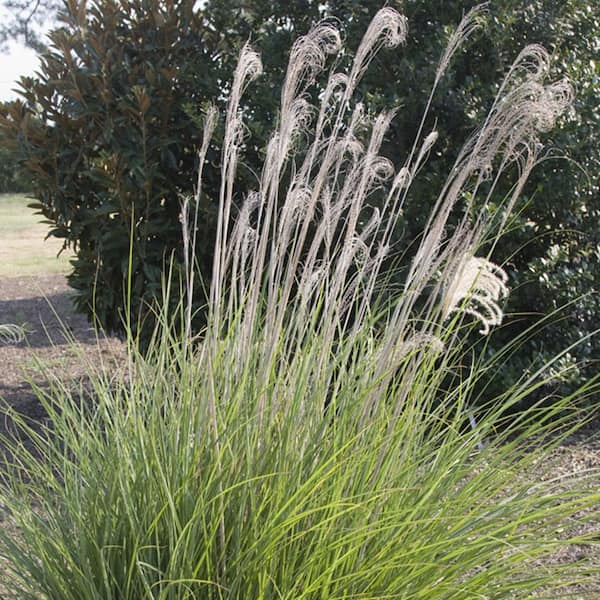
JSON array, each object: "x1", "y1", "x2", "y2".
[
  {"x1": 0, "y1": 273, "x2": 598, "y2": 598},
  {"x1": 0, "y1": 273, "x2": 125, "y2": 454}
]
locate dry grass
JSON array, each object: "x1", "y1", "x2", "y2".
[{"x1": 0, "y1": 194, "x2": 72, "y2": 277}]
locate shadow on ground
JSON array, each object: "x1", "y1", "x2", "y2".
[
  {"x1": 0, "y1": 275, "x2": 125, "y2": 463},
  {"x1": 0, "y1": 292, "x2": 98, "y2": 349}
]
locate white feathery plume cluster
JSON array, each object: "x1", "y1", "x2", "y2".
[
  {"x1": 401, "y1": 43, "x2": 573, "y2": 324},
  {"x1": 442, "y1": 255, "x2": 509, "y2": 335},
  {"x1": 0, "y1": 324, "x2": 25, "y2": 345},
  {"x1": 210, "y1": 45, "x2": 263, "y2": 330},
  {"x1": 435, "y1": 4, "x2": 487, "y2": 85},
  {"x1": 281, "y1": 24, "x2": 341, "y2": 114},
  {"x1": 348, "y1": 8, "x2": 408, "y2": 91},
  {"x1": 185, "y1": 5, "x2": 572, "y2": 428}
]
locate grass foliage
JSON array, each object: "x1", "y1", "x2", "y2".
[{"x1": 0, "y1": 7, "x2": 598, "y2": 599}]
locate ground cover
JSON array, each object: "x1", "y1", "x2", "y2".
[{"x1": 0, "y1": 194, "x2": 72, "y2": 277}]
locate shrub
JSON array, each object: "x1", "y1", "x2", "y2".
[
  {"x1": 0, "y1": 8, "x2": 598, "y2": 599},
  {"x1": 0, "y1": 0, "x2": 224, "y2": 340}
]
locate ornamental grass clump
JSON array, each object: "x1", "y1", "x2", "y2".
[{"x1": 0, "y1": 6, "x2": 598, "y2": 599}]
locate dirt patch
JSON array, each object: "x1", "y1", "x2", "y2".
[{"x1": 0, "y1": 273, "x2": 125, "y2": 454}]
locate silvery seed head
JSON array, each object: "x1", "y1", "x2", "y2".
[{"x1": 442, "y1": 255, "x2": 509, "y2": 335}]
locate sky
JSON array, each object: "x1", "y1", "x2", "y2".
[{"x1": 0, "y1": 41, "x2": 39, "y2": 101}]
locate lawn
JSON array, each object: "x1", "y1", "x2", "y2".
[{"x1": 0, "y1": 193, "x2": 73, "y2": 277}]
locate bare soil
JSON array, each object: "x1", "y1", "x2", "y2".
[{"x1": 0, "y1": 273, "x2": 125, "y2": 454}]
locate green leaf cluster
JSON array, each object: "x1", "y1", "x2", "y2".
[{"x1": 0, "y1": 123, "x2": 31, "y2": 192}]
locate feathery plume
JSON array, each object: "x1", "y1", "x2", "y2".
[
  {"x1": 349, "y1": 8, "x2": 408, "y2": 91},
  {"x1": 403, "y1": 44, "x2": 572, "y2": 306},
  {"x1": 442, "y1": 254, "x2": 509, "y2": 334},
  {"x1": 0, "y1": 324, "x2": 25, "y2": 345},
  {"x1": 435, "y1": 4, "x2": 487, "y2": 84},
  {"x1": 211, "y1": 45, "x2": 263, "y2": 329},
  {"x1": 201, "y1": 6, "x2": 572, "y2": 423}
]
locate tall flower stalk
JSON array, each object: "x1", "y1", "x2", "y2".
[{"x1": 200, "y1": 6, "x2": 574, "y2": 431}]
